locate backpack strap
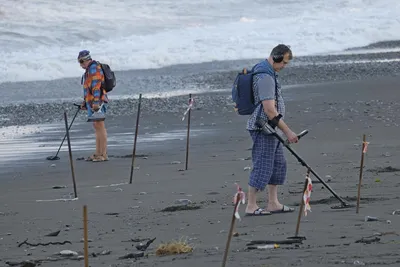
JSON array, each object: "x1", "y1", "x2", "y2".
[
  {"x1": 273, "y1": 74, "x2": 279, "y2": 111},
  {"x1": 251, "y1": 60, "x2": 279, "y2": 109},
  {"x1": 254, "y1": 72, "x2": 280, "y2": 130},
  {"x1": 253, "y1": 71, "x2": 279, "y2": 110}
]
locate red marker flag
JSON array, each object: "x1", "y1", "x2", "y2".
[
  {"x1": 363, "y1": 141, "x2": 369, "y2": 154},
  {"x1": 182, "y1": 97, "x2": 194, "y2": 121},
  {"x1": 233, "y1": 183, "x2": 246, "y2": 220},
  {"x1": 303, "y1": 173, "x2": 312, "y2": 216}
]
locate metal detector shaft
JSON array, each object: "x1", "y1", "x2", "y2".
[
  {"x1": 51, "y1": 105, "x2": 80, "y2": 157},
  {"x1": 256, "y1": 118, "x2": 350, "y2": 207}
]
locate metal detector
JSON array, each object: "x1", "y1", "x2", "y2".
[
  {"x1": 46, "y1": 103, "x2": 81, "y2": 161},
  {"x1": 87, "y1": 103, "x2": 105, "y2": 122},
  {"x1": 256, "y1": 117, "x2": 353, "y2": 209}
]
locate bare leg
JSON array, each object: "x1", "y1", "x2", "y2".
[
  {"x1": 245, "y1": 186, "x2": 270, "y2": 215},
  {"x1": 95, "y1": 121, "x2": 107, "y2": 157},
  {"x1": 245, "y1": 186, "x2": 258, "y2": 213},
  {"x1": 266, "y1": 185, "x2": 283, "y2": 211},
  {"x1": 94, "y1": 122, "x2": 101, "y2": 156},
  {"x1": 102, "y1": 122, "x2": 107, "y2": 156}
]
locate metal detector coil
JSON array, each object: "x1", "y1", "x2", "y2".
[{"x1": 46, "y1": 103, "x2": 81, "y2": 161}]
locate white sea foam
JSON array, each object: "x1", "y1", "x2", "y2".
[
  {"x1": 0, "y1": 0, "x2": 400, "y2": 83},
  {"x1": 302, "y1": 58, "x2": 400, "y2": 66},
  {"x1": 0, "y1": 124, "x2": 55, "y2": 139},
  {"x1": 111, "y1": 88, "x2": 230, "y2": 101},
  {"x1": 0, "y1": 120, "x2": 212, "y2": 165}
]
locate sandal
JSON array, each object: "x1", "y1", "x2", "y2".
[
  {"x1": 92, "y1": 155, "x2": 106, "y2": 162},
  {"x1": 269, "y1": 205, "x2": 295, "y2": 214},
  {"x1": 85, "y1": 154, "x2": 98, "y2": 161},
  {"x1": 245, "y1": 208, "x2": 271, "y2": 216}
]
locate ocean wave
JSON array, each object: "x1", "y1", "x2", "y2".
[{"x1": 0, "y1": 0, "x2": 399, "y2": 83}]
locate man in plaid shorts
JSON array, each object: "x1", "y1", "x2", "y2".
[{"x1": 245, "y1": 44, "x2": 299, "y2": 216}]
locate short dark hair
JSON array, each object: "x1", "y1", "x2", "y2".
[{"x1": 270, "y1": 44, "x2": 293, "y2": 60}]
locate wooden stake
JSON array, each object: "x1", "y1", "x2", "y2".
[
  {"x1": 356, "y1": 134, "x2": 367, "y2": 214},
  {"x1": 221, "y1": 193, "x2": 241, "y2": 267},
  {"x1": 185, "y1": 94, "x2": 192, "y2": 170},
  {"x1": 293, "y1": 168, "x2": 311, "y2": 238},
  {"x1": 83, "y1": 205, "x2": 89, "y2": 267},
  {"x1": 129, "y1": 94, "x2": 142, "y2": 184},
  {"x1": 64, "y1": 111, "x2": 78, "y2": 198}
]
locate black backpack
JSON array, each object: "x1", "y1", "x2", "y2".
[
  {"x1": 82, "y1": 61, "x2": 116, "y2": 93},
  {"x1": 98, "y1": 62, "x2": 116, "y2": 93},
  {"x1": 232, "y1": 67, "x2": 267, "y2": 115}
]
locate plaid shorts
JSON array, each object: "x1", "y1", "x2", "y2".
[{"x1": 248, "y1": 130, "x2": 287, "y2": 191}]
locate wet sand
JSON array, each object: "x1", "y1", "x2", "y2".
[{"x1": 1, "y1": 77, "x2": 400, "y2": 267}]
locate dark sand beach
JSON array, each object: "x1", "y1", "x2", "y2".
[{"x1": 1, "y1": 70, "x2": 400, "y2": 267}]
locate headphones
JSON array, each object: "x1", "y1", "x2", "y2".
[
  {"x1": 272, "y1": 53, "x2": 284, "y2": 63},
  {"x1": 271, "y1": 44, "x2": 291, "y2": 63}
]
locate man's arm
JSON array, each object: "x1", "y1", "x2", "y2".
[
  {"x1": 257, "y1": 75, "x2": 290, "y2": 134},
  {"x1": 87, "y1": 64, "x2": 104, "y2": 108},
  {"x1": 262, "y1": 99, "x2": 290, "y2": 134}
]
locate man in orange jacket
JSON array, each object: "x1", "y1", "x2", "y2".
[{"x1": 78, "y1": 50, "x2": 109, "y2": 162}]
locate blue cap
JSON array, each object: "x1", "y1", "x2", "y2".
[{"x1": 77, "y1": 50, "x2": 91, "y2": 61}]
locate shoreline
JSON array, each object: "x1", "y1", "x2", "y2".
[
  {"x1": 0, "y1": 70, "x2": 399, "y2": 129},
  {"x1": 1, "y1": 47, "x2": 400, "y2": 128},
  {"x1": 2, "y1": 45, "x2": 400, "y2": 128}
]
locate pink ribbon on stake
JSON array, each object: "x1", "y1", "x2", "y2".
[
  {"x1": 363, "y1": 141, "x2": 369, "y2": 154},
  {"x1": 303, "y1": 173, "x2": 313, "y2": 216},
  {"x1": 182, "y1": 97, "x2": 194, "y2": 121},
  {"x1": 233, "y1": 183, "x2": 246, "y2": 220}
]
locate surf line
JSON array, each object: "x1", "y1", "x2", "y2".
[
  {"x1": 93, "y1": 182, "x2": 128, "y2": 188},
  {"x1": 36, "y1": 198, "x2": 79, "y2": 202}
]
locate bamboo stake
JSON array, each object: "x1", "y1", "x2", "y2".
[
  {"x1": 356, "y1": 134, "x2": 367, "y2": 214},
  {"x1": 83, "y1": 205, "x2": 89, "y2": 267}
]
